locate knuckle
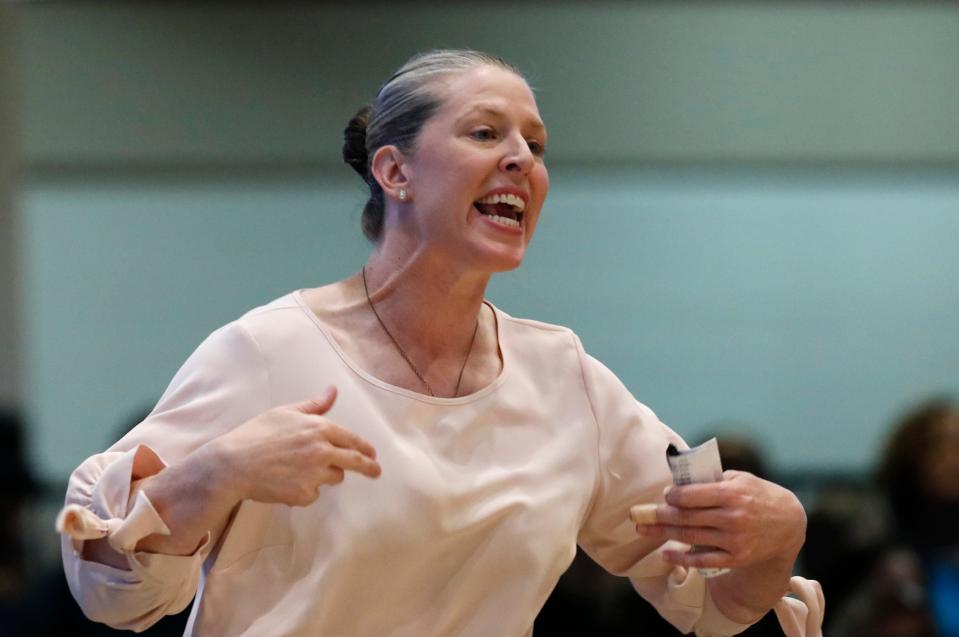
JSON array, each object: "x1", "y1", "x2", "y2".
[
  {"x1": 657, "y1": 508, "x2": 675, "y2": 525},
  {"x1": 313, "y1": 441, "x2": 334, "y2": 459},
  {"x1": 299, "y1": 421, "x2": 319, "y2": 439},
  {"x1": 717, "y1": 481, "x2": 737, "y2": 499},
  {"x1": 669, "y1": 487, "x2": 688, "y2": 507},
  {"x1": 675, "y1": 510, "x2": 696, "y2": 528}
]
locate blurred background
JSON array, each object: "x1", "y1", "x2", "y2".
[{"x1": 1, "y1": 1, "x2": 958, "y2": 635}]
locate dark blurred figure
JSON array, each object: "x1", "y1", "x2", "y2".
[
  {"x1": 535, "y1": 431, "x2": 783, "y2": 636},
  {"x1": 712, "y1": 432, "x2": 770, "y2": 479},
  {"x1": 803, "y1": 482, "x2": 938, "y2": 637},
  {"x1": 535, "y1": 546, "x2": 680, "y2": 636},
  {"x1": 827, "y1": 547, "x2": 936, "y2": 637},
  {"x1": 14, "y1": 405, "x2": 191, "y2": 636},
  {"x1": 803, "y1": 484, "x2": 892, "y2": 624},
  {"x1": 0, "y1": 407, "x2": 38, "y2": 633},
  {"x1": 877, "y1": 398, "x2": 959, "y2": 637}
]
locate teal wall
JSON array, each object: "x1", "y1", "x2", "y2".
[
  {"x1": 21, "y1": 167, "x2": 959, "y2": 479},
  {"x1": 11, "y1": 4, "x2": 959, "y2": 481}
]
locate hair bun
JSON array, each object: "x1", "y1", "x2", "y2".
[{"x1": 343, "y1": 106, "x2": 372, "y2": 180}]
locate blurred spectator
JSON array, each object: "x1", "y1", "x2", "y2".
[
  {"x1": 0, "y1": 407, "x2": 38, "y2": 632},
  {"x1": 801, "y1": 482, "x2": 936, "y2": 636},
  {"x1": 878, "y1": 399, "x2": 959, "y2": 550},
  {"x1": 711, "y1": 432, "x2": 770, "y2": 480},
  {"x1": 535, "y1": 544, "x2": 681, "y2": 635},
  {"x1": 8, "y1": 404, "x2": 191, "y2": 635},
  {"x1": 877, "y1": 398, "x2": 959, "y2": 637},
  {"x1": 803, "y1": 484, "x2": 891, "y2": 618},
  {"x1": 828, "y1": 548, "x2": 936, "y2": 637}
]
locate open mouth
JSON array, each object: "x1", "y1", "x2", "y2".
[{"x1": 473, "y1": 193, "x2": 526, "y2": 229}]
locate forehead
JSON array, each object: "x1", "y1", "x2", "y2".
[{"x1": 432, "y1": 65, "x2": 544, "y2": 129}]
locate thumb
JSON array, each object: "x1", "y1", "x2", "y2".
[{"x1": 296, "y1": 386, "x2": 337, "y2": 415}]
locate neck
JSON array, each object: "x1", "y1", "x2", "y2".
[{"x1": 361, "y1": 247, "x2": 489, "y2": 359}]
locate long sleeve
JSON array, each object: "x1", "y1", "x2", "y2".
[
  {"x1": 59, "y1": 320, "x2": 271, "y2": 631},
  {"x1": 573, "y1": 338, "x2": 823, "y2": 636}
]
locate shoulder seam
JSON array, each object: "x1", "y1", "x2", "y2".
[
  {"x1": 499, "y1": 314, "x2": 573, "y2": 334},
  {"x1": 232, "y1": 320, "x2": 274, "y2": 411},
  {"x1": 242, "y1": 303, "x2": 300, "y2": 318}
]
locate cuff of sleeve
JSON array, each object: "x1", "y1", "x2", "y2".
[
  {"x1": 772, "y1": 577, "x2": 825, "y2": 637},
  {"x1": 56, "y1": 444, "x2": 171, "y2": 553},
  {"x1": 128, "y1": 530, "x2": 211, "y2": 587},
  {"x1": 62, "y1": 529, "x2": 210, "y2": 626},
  {"x1": 107, "y1": 489, "x2": 171, "y2": 552}
]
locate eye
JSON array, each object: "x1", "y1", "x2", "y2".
[
  {"x1": 527, "y1": 139, "x2": 547, "y2": 157},
  {"x1": 469, "y1": 127, "x2": 497, "y2": 141}
]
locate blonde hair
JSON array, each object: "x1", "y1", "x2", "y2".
[{"x1": 343, "y1": 50, "x2": 525, "y2": 241}]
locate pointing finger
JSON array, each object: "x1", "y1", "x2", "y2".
[
  {"x1": 318, "y1": 422, "x2": 378, "y2": 460},
  {"x1": 325, "y1": 447, "x2": 382, "y2": 478}
]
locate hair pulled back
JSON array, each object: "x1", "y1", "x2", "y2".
[{"x1": 343, "y1": 49, "x2": 524, "y2": 242}]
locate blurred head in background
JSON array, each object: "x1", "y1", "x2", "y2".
[{"x1": 878, "y1": 398, "x2": 959, "y2": 548}]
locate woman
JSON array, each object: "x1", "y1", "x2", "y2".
[
  {"x1": 875, "y1": 399, "x2": 959, "y2": 637},
  {"x1": 58, "y1": 50, "x2": 822, "y2": 636}
]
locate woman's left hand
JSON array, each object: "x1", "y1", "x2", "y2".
[{"x1": 632, "y1": 470, "x2": 806, "y2": 571}]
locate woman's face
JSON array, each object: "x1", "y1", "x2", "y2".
[{"x1": 398, "y1": 64, "x2": 549, "y2": 272}]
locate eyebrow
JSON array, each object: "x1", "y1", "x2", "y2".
[{"x1": 458, "y1": 105, "x2": 547, "y2": 134}]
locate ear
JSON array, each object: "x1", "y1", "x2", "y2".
[{"x1": 370, "y1": 145, "x2": 412, "y2": 202}]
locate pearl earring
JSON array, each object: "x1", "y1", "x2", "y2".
[{"x1": 398, "y1": 188, "x2": 407, "y2": 201}]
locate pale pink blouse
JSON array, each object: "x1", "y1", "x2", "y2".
[{"x1": 59, "y1": 292, "x2": 823, "y2": 636}]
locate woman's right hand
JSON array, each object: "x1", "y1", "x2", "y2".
[{"x1": 208, "y1": 386, "x2": 382, "y2": 507}]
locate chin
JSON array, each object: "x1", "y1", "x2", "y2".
[
  {"x1": 460, "y1": 237, "x2": 529, "y2": 274},
  {"x1": 486, "y1": 252, "x2": 526, "y2": 273}
]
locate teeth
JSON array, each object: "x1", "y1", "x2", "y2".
[
  {"x1": 475, "y1": 192, "x2": 526, "y2": 212},
  {"x1": 485, "y1": 214, "x2": 520, "y2": 229}
]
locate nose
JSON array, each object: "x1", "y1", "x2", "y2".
[{"x1": 499, "y1": 132, "x2": 534, "y2": 176}]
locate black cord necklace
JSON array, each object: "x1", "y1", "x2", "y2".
[{"x1": 362, "y1": 266, "x2": 479, "y2": 398}]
